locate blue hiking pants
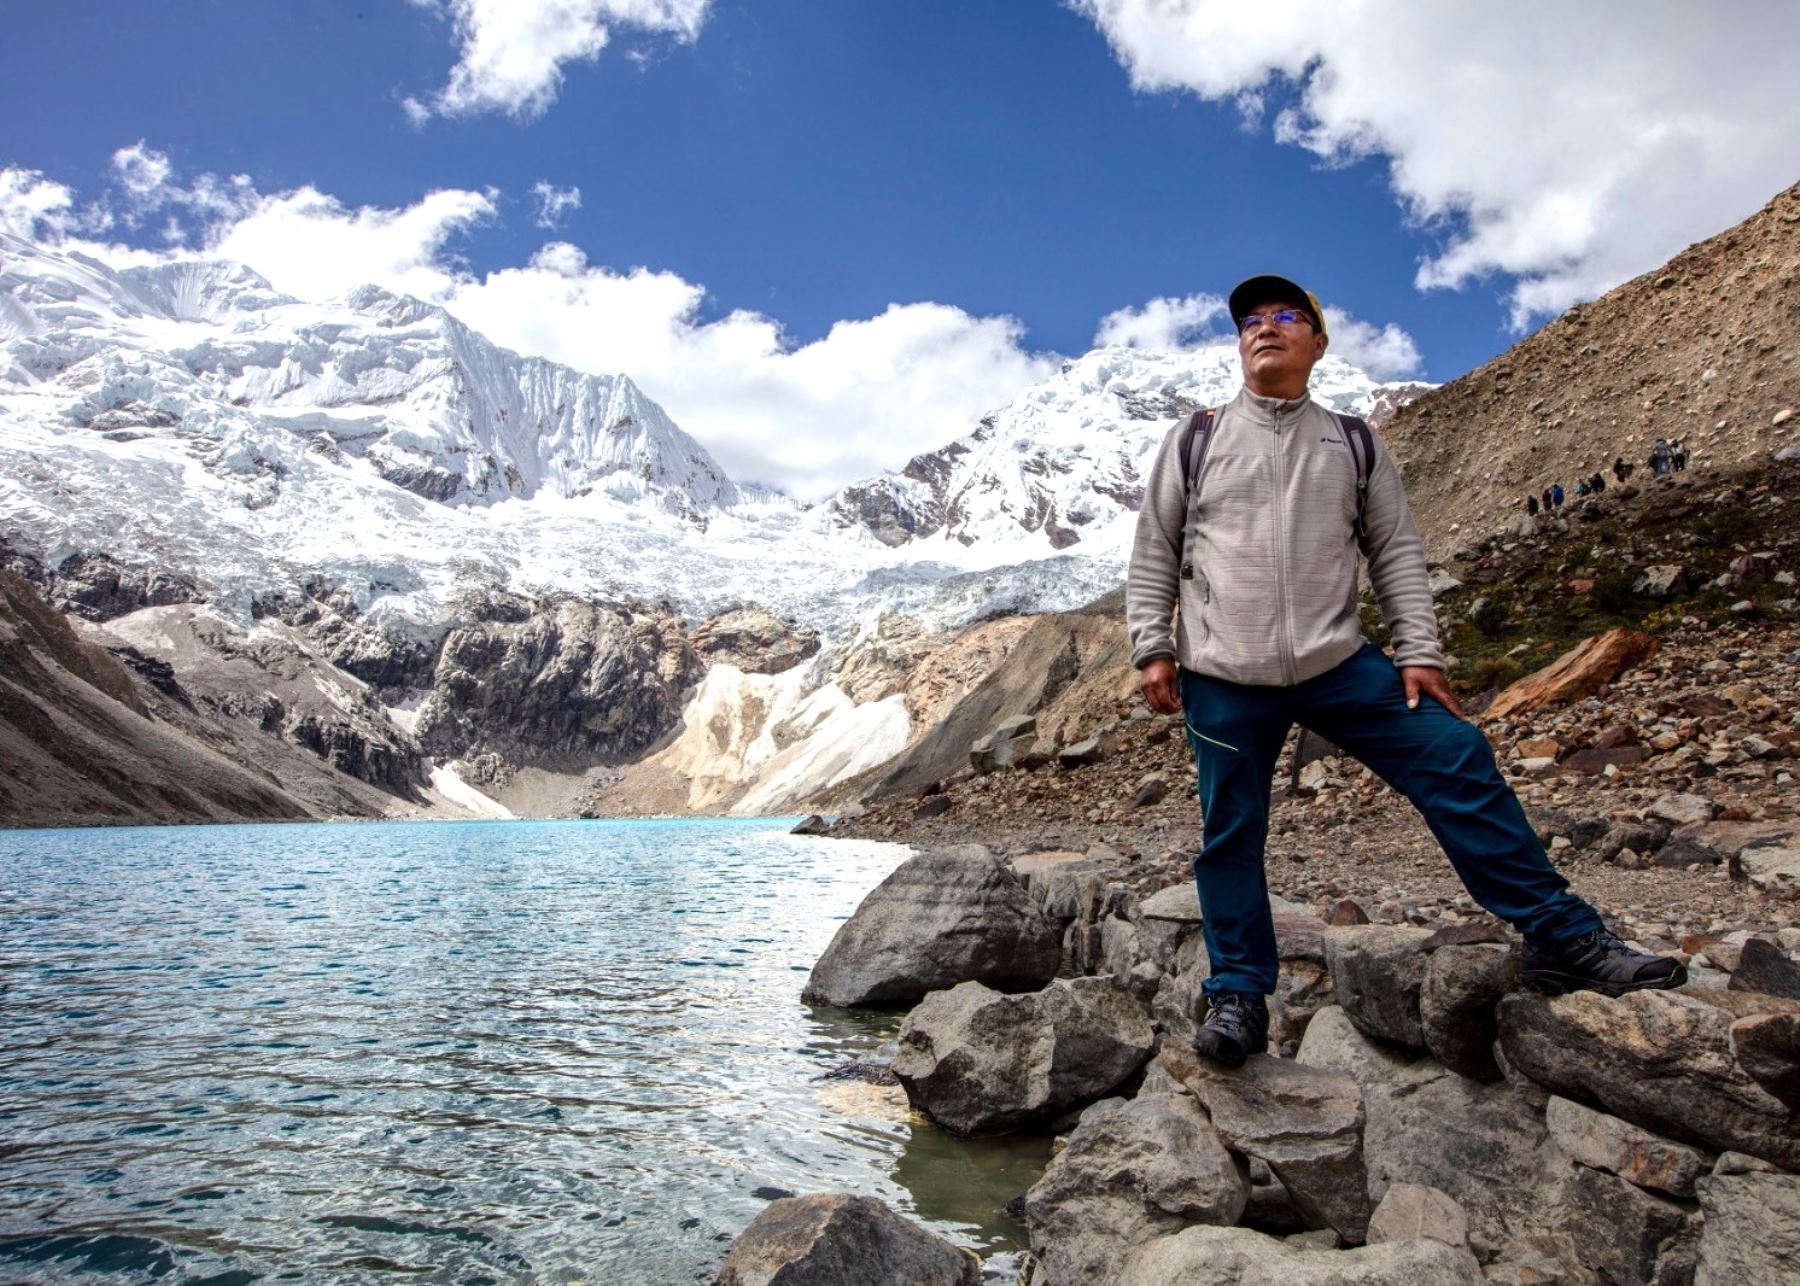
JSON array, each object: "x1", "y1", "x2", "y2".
[{"x1": 1180, "y1": 643, "x2": 1602, "y2": 998}]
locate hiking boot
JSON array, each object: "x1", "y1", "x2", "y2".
[
  {"x1": 1191, "y1": 992, "x2": 1268, "y2": 1069},
  {"x1": 1520, "y1": 927, "x2": 1688, "y2": 998}
]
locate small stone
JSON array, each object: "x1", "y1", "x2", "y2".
[
  {"x1": 1367, "y1": 1183, "x2": 1472, "y2": 1249},
  {"x1": 1728, "y1": 939, "x2": 1800, "y2": 999}
]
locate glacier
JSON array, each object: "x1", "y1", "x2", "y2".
[{"x1": 0, "y1": 231, "x2": 1423, "y2": 647}]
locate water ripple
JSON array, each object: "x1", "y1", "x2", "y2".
[{"x1": 0, "y1": 819, "x2": 1046, "y2": 1283}]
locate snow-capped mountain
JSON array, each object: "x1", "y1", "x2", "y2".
[
  {"x1": 0, "y1": 234, "x2": 1425, "y2": 642},
  {"x1": 822, "y1": 345, "x2": 1422, "y2": 551}
]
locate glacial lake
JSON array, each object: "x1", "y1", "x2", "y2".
[{"x1": 0, "y1": 818, "x2": 1049, "y2": 1283}]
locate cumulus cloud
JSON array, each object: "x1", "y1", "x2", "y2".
[
  {"x1": 1093, "y1": 293, "x2": 1226, "y2": 350},
  {"x1": 413, "y1": 0, "x2": 711, "y2": 120},
  {"x1": 2, "y1": 155, "x2": 1049, "y2": 501},
  {"x1": 1094, "y1": 290, "x2": 1420, "y2": 381},
  {"x1": 1071, "y1": 0, "x2": 1800, "y2": 326},
  {"x1": 530, "y1": 181, "x2": 581, "y2": 229}
]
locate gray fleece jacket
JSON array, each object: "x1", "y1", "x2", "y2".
[{"x1": 1126, "y1": 387, "x2": 1444, "y2": 686}]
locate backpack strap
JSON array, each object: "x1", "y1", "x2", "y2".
[
  {"x1": 1177, "y1": 407, "x2": 1217, "y2": 581},
  {"x1": 1334, "y1": 412, "x2": 1375, "y2": 542}
]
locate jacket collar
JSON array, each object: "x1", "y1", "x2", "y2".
[{"x1": 1231, "y1": 386, "x2": 1314, "y2": 426}]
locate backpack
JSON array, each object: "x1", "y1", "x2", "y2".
[{"x1": 1175, "y1": 406, "x2": 1377, "y2": 581}]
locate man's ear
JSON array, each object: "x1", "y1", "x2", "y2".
[{"x1": 1313, "y1": 329, "x2": 1329, "y2": 360}]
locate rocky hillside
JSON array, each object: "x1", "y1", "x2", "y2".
[{"x1": 1384, "y1": 178, "x2": 1800, "y2": 554}]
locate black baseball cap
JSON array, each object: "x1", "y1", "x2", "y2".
[{"x1": 1228, "y1": 274, "x2": 1326, "y2": 336}]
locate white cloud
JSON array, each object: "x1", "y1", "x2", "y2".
[
  {"x1": 1093, "y1": 292, "x2": 1226, "y2": 350},
  {"x1": 416, "y1": 0, "x2": 712, "y2": 120},
  {"x1": 111, "y1": 141, "x2": 173, "y2": 206},
  {"x1": 0, "y1": 169, "x2": 76, "y2": 238},
  {"x1": 1072, "y1": 0, "x2": 1800, "y2": 326},
  {"x1": 530, "y1": 181, "x2": 581, "y2": 229},
  {"x1": 1320, "y1": 308, "x2": 1422, "y2": 381}
]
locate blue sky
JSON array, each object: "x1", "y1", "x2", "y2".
[{"x1": 4, "y1": 1, "x2": 1797, "y2": 495}]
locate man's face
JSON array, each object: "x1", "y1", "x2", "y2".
[{"x1": 1236, "y1": 297, "x2": 1328, "y2": 392}]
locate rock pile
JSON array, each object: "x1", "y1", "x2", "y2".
[{"x1": 723, "y1": 843, "x2": 1800, "y2": 1283}]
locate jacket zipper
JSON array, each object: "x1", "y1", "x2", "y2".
[{"x1": 1270, "y1": 405, "x2": 1298, "y2": 684}]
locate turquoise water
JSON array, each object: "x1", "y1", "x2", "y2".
[{"x1": 0, "y1": 818, "x2": 1049, "y2": 1283}]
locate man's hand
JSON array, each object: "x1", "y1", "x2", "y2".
[
  {"x1": 1402, "y1": 665, "x2": 1466, "y2": 719},
  {"x1": 1140, "y1": 657, "x2": 1180, "y2": 715}
]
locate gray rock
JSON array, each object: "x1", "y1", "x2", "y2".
[
  {"x1": 1648, "y1": 792, "x2": 1714, "y2": 828},
  {"x1": 803, "y1": 846, "x2": 1061, "y2": 1007},
  {"x1": 1729, "y1": 1012, "x2": 1800, "y2": 1109},
  {"x1": 1358, "y1": 1058, "x2": 1555, "y2": 1252},
  {"x1": 712, "y1": 1193, "x2": 980, "y2": 1285},
  {"x1": 1367, "y1": 1184, "x2": 1472, "y2": 1250},
  {"x1": 1295, "y1": 1004, "x2": 1420, "y2": 1087},
  {"x1": 1020, "y1": 857, "x2": 1109, "y2": 924},
  {"x1": 1325, "y1": 926, "x2": 1435, "y2": 1050},
  {"x1": 1497, "y1": 991, "x2": 1799, "y2": 1169},
  {"x1": 1163, "y1": 1045, "x2": 1372, "y2": 1242},
  {"x1": 1732, "y1": 842, "x2": 1800, "y2": 897},
  {"x1": 1694, "y1": 1170, "x2": 1800, "y2": 1285},
  {"x1": 970, "y1": 714, "x2": 1038, "y2": 774},
  {"x1": 790, "y1": 813, "x2": 831, "y2": 836},
  {"x1": 1150, "y1": 951, "x2": 1211, "y2": 1044},
  {"x1": 1551, "y1": 1159, "x2": 1700, "y2": 1286},
  {"x1": 1420, "y1": 944, "x2": 1517, "y2": 1082},
  {"x1": 1729, "y1": 939, "x2": 1800, "y2": 999},
  {"x1": 1057, "y1": 734, "x2": 1108, "y2": 768},
  {"x1": 1131, "y1": 773, "x2": 1167, "y2": 808},
  {"x1": 1116, "y1": 1225, "x2": 1483, "y2": 1284},
  {"x1": 1544, "y1": 1096, "x2": 1710, "y2": 1197},
  {"x1": 1025, "y1": 1094, "x2": 1248, "y2": 1284},
  {"x1": 892, "y1": 976, "x2": 1153, "y2": 1135},
  {"x1": 1634, "y1": 566, "x2": 1690, "y2": 599}
]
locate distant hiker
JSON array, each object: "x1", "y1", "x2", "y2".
[
  {"x1": 1551, "y1": 482, "x2": 1565, "y2": 509},
  {"x1": 1575, "y1": 477, "x2": 1590, "y2": 498},
  {"x1": 1127, "y1": 271, "x2": 1685, "y2": 1069},
  {"x1": 1541, "y1": 486, "x2": 1554, "y2": 511},
  {"x1": 1650, "y1": 438, "x2": 1672, "y2": 475},
  {"x1": 1613, "y1": 455, "x2": 1631, "y2": 483},
  {"x1": 1672, "y1": 441, "x2": 1688, "y2": 471},
  {"x1": 1590, "y1": 472, "x2": 1606, "y2": 494},
  {"x1": 1525, "y1": 493, "x2": 1539, "y2": 516}
]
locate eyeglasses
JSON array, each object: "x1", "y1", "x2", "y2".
[{"x1": 1236, "y1": 309, "x2": 1313, "y2": 333}]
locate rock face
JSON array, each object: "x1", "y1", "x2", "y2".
[
  {"x1": 257, "y1": 581, "x2": 439, "y2": 693},
  {"x1": 689, "y1": 606, "x2": 820, "y2": 676},
  {"x1": 1024, "y1": 1093, "x2": 1248, "y2": 1285},
  {"x1": 1483, "y1": 627, "x2": 1660, "y2": 720},
  {"x1": 1694, "y1": 1170, "x2": 1800, "y2": 1284},
  {"x1": 802, "y1": 846, "x2": 1062, "y2": 1008},
  {"x1": 711, "y1": 1193, "x2": 980, "y2": 1286},
  {"x1": 1162, "y1": 1045, "x2": 1372, "y2": 1242},
  {"x1": 47, "y1": 551, "x2": 202, "y2": 622},
  {"x1": 1498, "y1": 990, "x2": 1799, "y2": 1168},
  {"x1": 1116, "y1": 1225, "x2": 1482, "y2": 1285},
  {"x1": 416, "y1": 592, "x2": 699, "y2": 766},
  {"x1": 891, "y1": 976, "x2": 1153, "y2": 1135}
]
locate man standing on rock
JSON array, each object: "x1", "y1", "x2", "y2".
[{"x1": 1126, "y1": 273, "x2": 1686, "y2": 1068}]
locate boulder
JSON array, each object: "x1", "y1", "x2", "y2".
[
  {"x1": 1133, "y1": 881, "x2": 1203, "y2": 974},
  {"x1": 1162, "y1": 1045, "x2": 1371, "y2": 1242},
  {"x1": 1551, "y1": 1159, "x2": 1701, "y2": 1286},
  {"x1": 1649, "y1": 792, "x2": 1716, "y2": 828},
  {"x1": 802, "y1": 846, "x2": 1061, "y2": 1007},
  {"x1": 712, "y1": 1193, "x2": 979, "y2": 1286},
  {"x1": 1729, "y1": 939, "x2": 1800, "y2": 999},
  {"x1": 789, "y1": 813, "x2": 831, "y2": 836},
  {"x1": 892, "y1": 977, "x2": 1154, "y2": 1135},
  {"x1": 1633, "y1": 565, "x2": 1690, "y2": 598},
  {"x1": 1419, "y1": 943, "x2": 1517, "y2": 1082},
  {"x1": 1324, "y1": 926, "x2": 1434, "y2": 1050},
  {"x1": 1366, "y1": 1184, "x2": 1471, "y2": 1250},
  {"x1": 1356, "y1": 1058, "x2": 1556, "y2": 1253},
  {"x1": 1544, "y1": 1095, "x2": 1710, "y2": 1197},
  {"x1": 1116, "y1": 1225, "x2": 1482, "y2": 1285},
  {"x1": 1729, "y1": 1012, "x2": 1800, "y2": 1109},
  {"x1": 1295, "y1": 1004, "x2": 1419, "y2": 1088},
  {"x1": 1497, "y1": 990, "x2": 1799, "y2": 1168},
  {"x1": 1024, "y1": 1094, "x2": 1248, "y2": 1285},
  {"x1": 1483, "y1": 628, "x2": 1659, "y2": 721},
  {"x1": 1017, "y1": 856, "x2": 1109, "y2": 923},
  {"x1": 970, "y1": 714, "x2": 1038, "y2": 774},
  {"x1": 1694, "y1": 1170, "x2": 1800, "y2": 1284},
  {"x1": 1057, "y1": 733, "x2": 1111, "y2": 769}
]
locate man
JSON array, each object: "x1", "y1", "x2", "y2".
[
  {"x1": 1126, "y1": 273, "x2": 1685, "y2": 1069},
  {"x1": 1613, "y1": 456, "x2": 1631, "y2": 484}
]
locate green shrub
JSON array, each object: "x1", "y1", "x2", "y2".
[
  {"x1": 1590, "y1": 568, "x2": 1637, "y2": 614},
  {"x1": 1469, "y1": 592, "x2": 1514, "y2": 640}
]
